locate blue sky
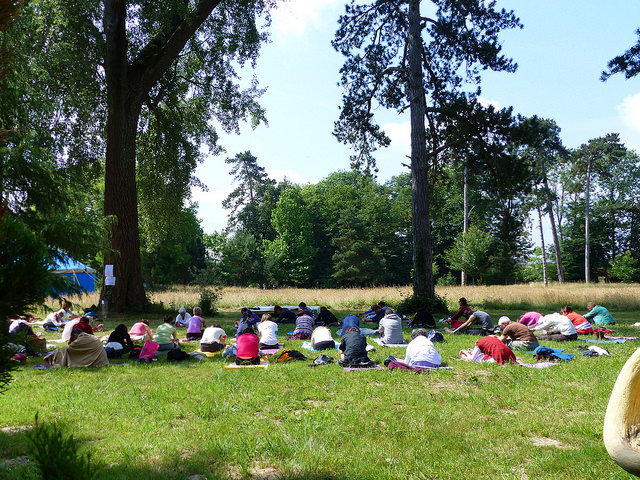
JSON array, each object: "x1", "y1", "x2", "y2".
[{"x1": 192, "y1": 0, "x2": 640, "y2": 236}]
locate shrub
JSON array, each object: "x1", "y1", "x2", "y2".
[
  {"x1": 395, "y1": 293, "x2": 448, "y2": 316},
  {"x1": 199, "y1": 286, "x2": 222, "y2": 316},
  {"x1": 26, "y1": 414, "x2": 96, "y2": 480}
]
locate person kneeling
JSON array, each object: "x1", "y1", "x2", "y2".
[
  {"x1": 338, "y1": 327, "x2": 373, "y2": 367},
  {"x1": 236, "y1": 327, "x2": 261, "y2": 365},
  {"x1": 386, "y1": 328, "x2": 442, "y2": 371},
  {"x1": 200, "y1": 324, "x2": 227, "y2": 352}
]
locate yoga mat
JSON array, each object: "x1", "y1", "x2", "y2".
[
  {"x1": 225, "y1": 359, "x2": 269, "y2": 369},
  {"x1": 373, "y1": 338, "x2": 408, "y2": 347}
]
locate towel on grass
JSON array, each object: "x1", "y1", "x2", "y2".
[
  {"x1": 517, "y1": 361, "x2": 561, "y2": 369},
  {"x1": 359, "y1": 328, "x2": 379, "y2": 336},
  {"x1": 373, "y1": 338, "x2": 408, "y2": 347},
  {"x1": 343, "y1": 365, "x2": 384, "y2": 371},
  {"x1": 225, "y1": 358, "x2": 269, "y2": 369},
  {"x1": 605, "y1": 336, "x2": 638, "y2": 340},
  {"x1": 578, "y1": 338, "x2": 626, "y2": 344},
  {"x1": 259, "y1": 343, "x2": 285, "y2": 355},
  {"x1": 301, "y1": 340, "x2": 338, "y2": 351},
  {"x1": 193, "y1": 349, "x2": 220, "y2": 358}
]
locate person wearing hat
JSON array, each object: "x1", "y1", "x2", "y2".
[
  {"x1": 497, "y1": 316, "x2": 539, "y2": 351},
  {"x1": 175, "y1": 307, "x2": 191, "y2": 328}
]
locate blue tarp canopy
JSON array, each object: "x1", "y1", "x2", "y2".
[{"x1": 52, "y1": 257, "x2": 98, "y2": 294}]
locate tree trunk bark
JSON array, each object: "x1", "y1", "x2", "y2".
[
  {"x1": 461, "y1": 165, "x2": 468, "y2": 286},
  {"x1": 408, "y1": 0, "x2": 433, "y2": 298},
  {"x1": 585, "y1": 161, "x2": 592, "y2": 283},
  {"x1": 536, "y1": 200, "x2": 548, "y2": 286},
  {"x1": 541, "y1": 162, "x2": 564, "y2": 282},
  {"x1": 101, "y1": 0, "x2": 147, "y2": 311}
]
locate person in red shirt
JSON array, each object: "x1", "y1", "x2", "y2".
[
  {"x1": 444, "y1": 297, "x2": 473, "y2": 329},
  {"x1": 475, "y1": 336, "x2": 516, "y2": 365}
]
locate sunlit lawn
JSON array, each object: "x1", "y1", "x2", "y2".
[{"x1": 3, "y1": 286, "x2": 640, "y2": 479}]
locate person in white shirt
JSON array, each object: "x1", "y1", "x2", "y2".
[
  {"x1": 200, "y1": 324, "x2": 227, "y2": 352},
  {"x1": 532, "y1": 312, "x2": 578, "y2": 341},
  {"x1": 384, "y1": 329, "x2": 442, "y2": 371},
  {"x1": 175, "y1": 307, "x2": 191, "y2": 328},
  {"x1": 311, "y1": 326, "x2": 336, "y2": 351},
  {"x1": 257, "y1": 313, "x2": 279, "y2": 350}
]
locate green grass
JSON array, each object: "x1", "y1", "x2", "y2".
[{"x1": 2, "y1": 309, "x2": 640, "y2": 479}]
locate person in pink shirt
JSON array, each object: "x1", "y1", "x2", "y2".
[
  {"x1": 518, "y1": 311, "x2": 542, "y2": 327},
  {"x1": 129, "y1": 319, "x2": 153, "y2": 342},
  {"x1": 235, "y1": 327, "x2": 260, "y2": 365}
]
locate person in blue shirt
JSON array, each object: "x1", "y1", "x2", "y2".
[{"x1": 339, "y1": 314, "x2": 360, "y2": 336}]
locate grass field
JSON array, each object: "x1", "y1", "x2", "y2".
[{"x1": 4, "y1": 284, "x2": 640, "y2": 479}]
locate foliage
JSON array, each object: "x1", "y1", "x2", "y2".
[
  {"x1": 610, "y1": 250, "x2": 639, "y2": 283},
  {"x1": 602, "y1": 29, "x2": 640, "y2": 80},
  {"x1": 26, "y1": 414, "x2": 96, "y2": 480},
  {"x1": 395, "y1": 293, "x2": 448, "y2": 316},
  {"x1": 444, "y1": 225, "x2": 492, "y2": 283},
  {"x1": 0, "y1": 210, "x2": 60, "y2": 317},
  {"x1": 198, "y1": 285, "x2": 222, "y2": 317}
]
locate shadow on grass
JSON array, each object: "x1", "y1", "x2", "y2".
[{"x1": 0, "y1": 428, "x2": 369, "y2": 480}]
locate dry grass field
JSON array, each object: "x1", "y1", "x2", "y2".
[{"x1": 44, "y1": 282, "x2": 640, "y2": 314}]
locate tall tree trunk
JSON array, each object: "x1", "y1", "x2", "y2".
[
  {"x1": 585, "y1": 161, "x2": 592, "y2": 283},
  {"x1": 541, "y1": 161, "x2": 564, "y2": 282},
  {"x1": 408, "y1": 0, "x2": 433, "y2": 298},
  {"x1": 102, "y1": 0, "x2": 146, "y2": 311},
  {"x1": 536, "y1": 200, "x2": 548, "y2": 286},
  {"x1": 461, "y1": 165, "x2": 468, "y2": 286}
]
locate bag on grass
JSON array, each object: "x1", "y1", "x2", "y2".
[
  {"x1": 129, "y1": 346, "x2": 142, "y2": 359},
  {"x1": 167, "y1": 348, "x2": 190, "y2": 362},
  {"x1": 427, "y1": 330, "x2": 444, "y2": 343},
  {"x1": 138, "y1": 340, "x2": 159, "y2": 363},
  {"x1": 277, "y1": 349, "x2": 307, "y2": 362}
]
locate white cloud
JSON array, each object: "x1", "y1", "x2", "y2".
[
  {"x1": 270, "y1": 169, "x2": 308, "y2": 185},
  {"x1": 271, "y1": 0, "x2": 341, "y2": 37},
  {"x1": 381, "y1": 121, "x2": 411, "y2": 150},
  {"x1": 478, "y1": 96, "x2": 503, "y2": 110},
  {"x1": 617, "y1": 92, "x2": 640, "y2": 132}
]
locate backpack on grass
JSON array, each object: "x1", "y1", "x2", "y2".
[{"x1": 276, "y1": 349, "x2": 307, "y2": 362}]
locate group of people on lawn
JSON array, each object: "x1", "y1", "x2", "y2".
[{"x1": 8, "y1": 297, "x2": 615, "y2": 370}]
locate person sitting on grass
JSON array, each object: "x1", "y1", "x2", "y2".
[
  {"x1": 106, "y1": 323, "x2": 135, "y2": 353},
  {"x1": 445, "y1": 309, "x2": 494, "y2": 335},
  {"x1": 44, "y1": 328, "x2": 109, "y2": 368},
  {"x1": 583, "y1": 302, "x2": 615, "y2": 326},
  {"x1": 186, "y1": 307, "x2": 206, "y2": 341},
  {"x1": 235, "y1": 326, "x2": 261, "y2": 365},
  {"x1": 273, "y1": 305, "x2": 297, "y2": 324},
  {"x1": 297, "y1": 302, "x2": 317, "y2": 320},
  {"x1": 175, "y1": 307, "x2": 191, "y2": 328},
  {"x1": 236, "y1": 307, "x2": 261, "y2": 335},
  {"x1": 311, "y1": 325, "x2": 336, "y2": 351},
  {"x1": 338, "y1": 314, "x2": 360, "y2": 336},
  {"x1": 362, "y1": 304, "x2": 385, "y2": 324},
  {"x1": 407, "y1": 305, "x2": 436, "y2": 329},
  {"x1": 496, "y1": 316, "x2": 539, "y2": 351},
  {"x1": 287, "y1": 313, "x2": 314, "y2": 340},
  {"x1": 385, "y1": 328, "x2": 442, "y2": 371},
  {"x1": 316, "y1": 306, "x2": 340, "y2": 326},
  {"x1": 518, "y1": 311, "x2": 542, "y2": 327},
  {"x1": 338, "y1": 327, "x2": 373, "y2": 367},
  {"x1": 154, "y1": 314, "x2": 180, "y2": 351},
  {"x1": 561, "y1": 305, "x2": 593, "y2": 334},
  {"x1": 257, "y1": 314, "x2": 279, "y2": 350},
  {"x1": 129, "y1": 319, "x2": 153, "y2": 342},
  {"x1": 200, "y1": 323, "x2": 227, "y2": 352},
  {"x1": 73, "y1": 316, "x2": 104, "y2": 336},
  {"x1": 459, "y1": 335, "x2": 516, "y2": 365},
  {"x1": 379, "y1": 309, "x2": 404, "y2": 344},
  {"x1": 531, "y1": 312, "x2": 578, "y2": 342},
  {"x1": 443, "y1": 297, "x2": 473, "y2": 329}
]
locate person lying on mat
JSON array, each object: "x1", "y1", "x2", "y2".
[
  {"x1": 531, "y1": 313, "x2": 578, "y2": 342},
  {"x1": 459, "y1": 335, "x2": 516, "y2": 365}
]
